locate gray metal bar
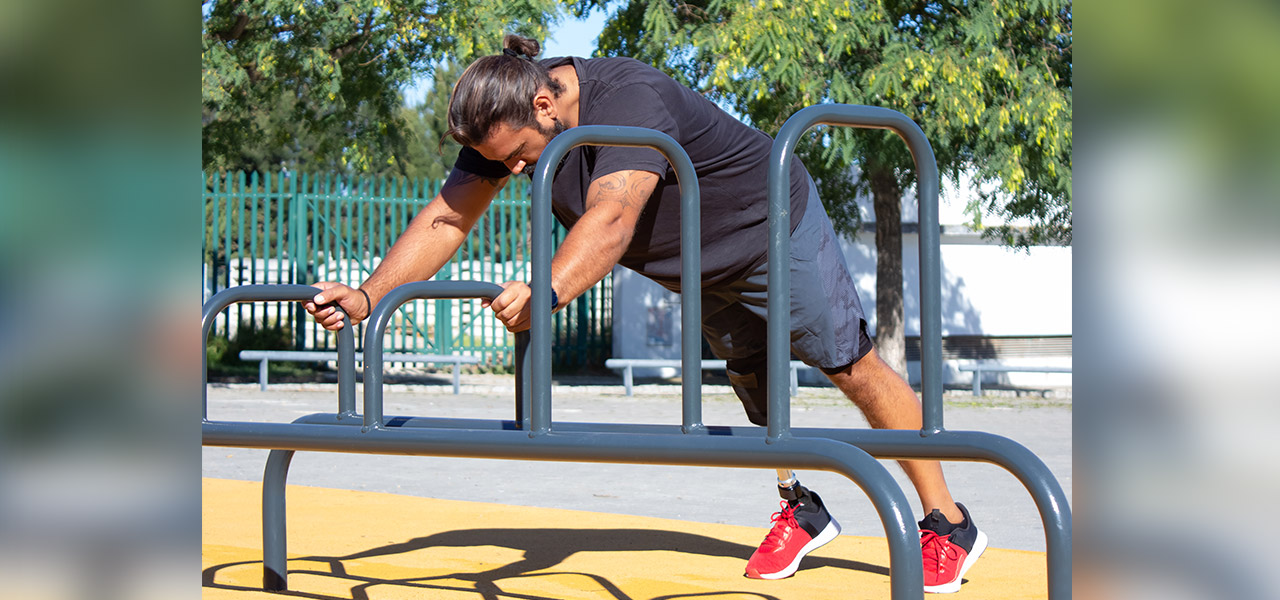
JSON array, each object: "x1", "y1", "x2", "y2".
[
  {"x1": 239, "y1": 350, "x2": 477, "y2": 362},
  {"x1": 605, "y1": 358, "x2": 809, "y2": 396},
  {"x1": 203, "y1": 420, "x2": 922, "y2": 598},
  {"x1": 973, "y1": 366, "x2": 984, "y2": 396},
  {"x1": 769, "y1": 105, "x2": 944, "y2": 438},
  {"x1": 278, "y1": 409, "x2": 1069, "y2": 598},
  {"x1": 514, "y1": 330, "x2": 530, "y2": 429},
  {"x1": 362, "y1": 281, "x2": 505, "y2": 429},
  {"x1": 261, "y1": 449, "x2": 294, "y2": 591},
  {"x1": 533, "y1": 126, "x2": 704, "y2": 434},
  {"x1": 259, "y1": 358, "x2": 268, "y2": 392},
  {"x1": 202, "y1": 284, "x2": 352, "y2": 419}
]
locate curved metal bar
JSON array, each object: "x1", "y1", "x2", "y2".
[
  {"x1": 531, "y1": 126, "x2": 703, "y2": 436},
  {"x1": 361, "y1": 280, "x2": 505, "y2": 429},
  {"x1": 201, "y1": 284, "x2": 353, "y2": 420},
  {"x1": 768, "y1": 105, "x2": 943, "y2": 438},
  {"x1": 203, "y1": 421, "x2": 923, "y2": 598}
]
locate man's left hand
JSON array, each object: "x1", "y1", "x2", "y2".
[{"x1": 483, "y1": 281, "x2": 533, "y2": 332}]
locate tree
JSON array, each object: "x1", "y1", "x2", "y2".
[
  {"x1": 202, "y1": 0, "x2": 561, "y2": 174},
  {"x1": 397, "y1": 61, "x2": 465, "y2": 181},
  {"x1": 579, "y1": 0, "x2": 1072, "y2": 375}
]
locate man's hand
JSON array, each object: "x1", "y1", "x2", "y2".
[
  {"x1": 303, "y1": 282, "x2": 373, "y2": 331},
  {"x1": 483, "y1": 281, "x2": 535, "y2": 332}
]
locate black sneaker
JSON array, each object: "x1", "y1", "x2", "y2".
[
  {"x1": 919, "y1": 502, "x2": 988, "y2": 593},
  {"x1": 745, "y1": 484, "x2": 842, "y2": 579}
]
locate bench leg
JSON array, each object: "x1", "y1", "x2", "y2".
[
  {"x1": 972, "y1": 367, "x2": 983, "y2": 396},
  {"x1": 624, "y1": 366, "x2": 634, "y2": 396},
  {"x1": 790, "y1": 366, "x2": 799, "y2": 396},
  {"x1": 453, "y1": 362, "x2": 461, "y2": 395},
  {"x1": 259, "y1": 358, "x2": 269, "y2": 392}
]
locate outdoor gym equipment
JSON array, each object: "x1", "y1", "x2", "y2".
[{"x1": 202, "y1": 105, "x2": 1071, "y2": 599}]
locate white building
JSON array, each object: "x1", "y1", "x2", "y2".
[{"x1": 611, "y1": 175, "x2": 1072, "y2": 390}]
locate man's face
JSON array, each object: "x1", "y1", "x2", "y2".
[{"x1": 473, "y1": 118, "x2": 567, "y2": 177}]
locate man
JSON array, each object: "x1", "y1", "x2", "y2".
[{"x1": 304, "y1": 34, "x2": 986, "y2": 593}]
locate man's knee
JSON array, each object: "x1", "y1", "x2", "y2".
[{"x1": 725, "y1": 352, "x2": 769, "y2": 426}]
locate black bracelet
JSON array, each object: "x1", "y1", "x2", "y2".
[
  {"x1": 550, "y1": 288, "x2": 559, "y2": 310},
  {"x1": 358, "y1": 288, "x2": 372, "y2": 314}
]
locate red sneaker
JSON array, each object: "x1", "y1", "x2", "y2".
[
  {"x1": 919, "y1": 503, "x2": 988, "y2": 593},
  {"x1": 745, "y1": 490, "x2": 841, "y2": 579}
]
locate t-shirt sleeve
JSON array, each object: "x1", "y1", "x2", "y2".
[
  {"x1": 451, "y1": 146, "x2": 512, "y2": 179},
  {"x1": 588, "y1": 84, "x2": 677, "y2": 180}
]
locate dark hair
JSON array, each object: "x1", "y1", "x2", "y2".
[{"x1": 444, "y1": 34, "x2": 565, "y2": 147}]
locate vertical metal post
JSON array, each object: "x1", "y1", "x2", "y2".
[
  {"x1": 769, "y1": 105, "x2": 944, "y2": 436},
  {"x1": 202, "y1": 284, "x2": 324, "y2": 420},
  {"x1": 261, "y1": 449, "x2": 295, "y2": 591},
  {"x1": 514, "y1": 330, "x2": 530, "y2": 428},
  {"x1": 336, "y1": 316, "x2": 355, "y2": 418},
  {"x1": 259, "y1": 358, "x2": 268, "y2": 391},
  {"x1": 363, "y1": 282, "x2": 506, "y2": 431},
  {"x1": 532, "y1": 126, "x2": 702, "y2": 434}
]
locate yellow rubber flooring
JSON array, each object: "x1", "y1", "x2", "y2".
[{"x1": 203, "y1": 478, "x2": 1047, "y2": 599}]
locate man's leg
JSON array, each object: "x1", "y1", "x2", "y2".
[{"x1": 823, "y1": 347, "x2": 963, "y2": 524}]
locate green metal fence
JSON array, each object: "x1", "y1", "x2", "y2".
[{"x1": 202, "y1": 170, "x2": 612, "y2": 369}]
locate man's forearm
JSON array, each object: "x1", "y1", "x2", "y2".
[{"x1": 359, "y1": 172, "x2": 504, "y2": 304}]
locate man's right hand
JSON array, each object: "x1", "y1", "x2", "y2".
[{"x1": 303, "y1": 282, "x2": 373, "y2": 331}]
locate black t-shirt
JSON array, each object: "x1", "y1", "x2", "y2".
[{"x1": 453, "y1": 56, "x2": 810, "y2": 291}]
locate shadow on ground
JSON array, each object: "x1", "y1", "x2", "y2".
[{"x1": 203, "y1": 527, "x2": 888, "y2": 600}]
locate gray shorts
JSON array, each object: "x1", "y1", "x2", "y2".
[{"x1": 701, "y1": 176, "x2": 871, "y2": 425}]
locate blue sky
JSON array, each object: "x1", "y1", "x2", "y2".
[
  {"x1": 542, "y1": 10, "x2": 609, "y2": 59},
  {"x1": 402, "y1": 11, "x2": 608, "y2": 105}
]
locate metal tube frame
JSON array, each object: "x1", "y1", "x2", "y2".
[
  {"x1": 767, "y1": 105, "x2": 1071, "y2": 599},
  {"x1": 203, "y1": 114, "x2": 1070, "y2": 599}
]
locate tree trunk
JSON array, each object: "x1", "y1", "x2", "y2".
[{"x1": 870, "y1": 166, "x2": 907, "y2": 379}]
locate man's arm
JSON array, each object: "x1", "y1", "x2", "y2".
[
  {"x1": 487, "y1": 169, "x2": 659, "y2": 332},
  {"x1": 306, "y1": 169, "x2": 508, "y2": 330}
]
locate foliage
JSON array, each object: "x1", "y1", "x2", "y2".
[
  {"x1": 202, "y1": 0, "x2": 560, "y2": 175},
  {"x1": 579, "y1": 0, "x2": 1072, "y2": 247},
  {"x1": 397, "y1": 61, "x2": 466, "y2": 181},
  {"x1": 206, "y1": 319, "x2": 300, "y2": 376}
]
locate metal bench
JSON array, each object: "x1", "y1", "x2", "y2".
[
  {"x1": 957, "y1": 362, "x2": 1073, "y2": 396},
  {"x1": 238, "y1": 350, "x2": 480, "y2": 394},
  {"x1": 605, "y1": 358, "x2": 812, "y2": 396}
]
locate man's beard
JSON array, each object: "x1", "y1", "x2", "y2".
[{"x1": 520, "y1": 118, "x2": 568, "y2": 177}]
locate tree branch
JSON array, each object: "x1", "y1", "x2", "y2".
[
  {"x1": 214, "y1": 13, "x2": 251, "y2": 42},
  {"x1": 331, "y1": 13, "x2": 375, "y2": 61}
]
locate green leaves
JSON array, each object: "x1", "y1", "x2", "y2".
[
  {"x1": 202, "y1": 0, "x2": 561, "y2": 174},
  {"x1": 597, "y1": 0, "x2": 1071, "y2": 244}
]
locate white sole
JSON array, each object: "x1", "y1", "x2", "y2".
[
  {"x1": 751, "y1": 515, "x2": 842, "y2": 580},
  {"x1": 924, "y1": 529, "x2": 988, "y2": 594}
]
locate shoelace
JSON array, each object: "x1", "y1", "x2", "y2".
[
  {"x1": 760, "y1": 501, "x2": 800, "y2": 551},
  {"x1": 920, "y1": 530, "x2": 961, "y2": 573}
]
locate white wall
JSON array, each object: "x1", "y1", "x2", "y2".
[{"x1": 611, "y1": 233, "x2": 1072, "y2": 386}]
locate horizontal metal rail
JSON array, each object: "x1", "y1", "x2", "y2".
[
  {"x1": 238, "y1": 349, "x2": 481, "y2": 393},
  {"x1": 604, "y1": 358, "x2": 811, "y2": 396},
  {"x1": 958, "y1": 363, "x2": 1073, "y2": 396}
]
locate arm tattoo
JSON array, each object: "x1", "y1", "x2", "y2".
[{"x1": 587, "y1": 171, "x2": 657, "y2": 212}]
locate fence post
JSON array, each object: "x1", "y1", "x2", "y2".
[{"x1": 291, "y1": 174, "x2": 307, "y2": 350}]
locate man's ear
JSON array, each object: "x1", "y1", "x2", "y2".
[{"x1": 532, "y1": 91, "x2": 556, "y2": 120}]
